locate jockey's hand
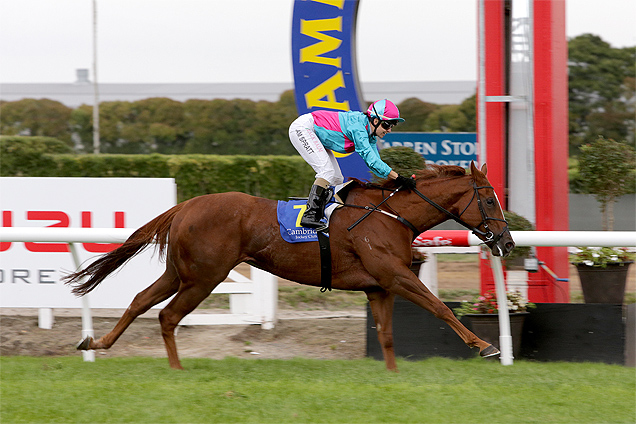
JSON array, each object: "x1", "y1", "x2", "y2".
[{"x1": 395, "y1": 174, "x2": 417, "y2": 190}]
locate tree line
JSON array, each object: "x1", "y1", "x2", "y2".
[
  {"x1": 0, "y1": 34, "x2": 633, "y2": 156},
  {"x1": 0, "y1": 91, "x2": 476, "y2": 156}
]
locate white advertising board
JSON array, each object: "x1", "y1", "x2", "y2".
[{"x1": 0, "y1": 178, "x2": 177, "y2": 308}]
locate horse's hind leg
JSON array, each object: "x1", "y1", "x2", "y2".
[
  {"x1": 79, "y1": 266, "x2": 180, "y2": 351},
  {"x1": 157, "y1": 280, "x2": 218, "y2": 370},
  {"x1": 366, "y1": 289, "x2": 398, "y2": 372}
]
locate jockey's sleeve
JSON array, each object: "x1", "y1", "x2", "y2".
[{"x1": 351, "y1": 127, "x2": 392, "y2": 179}]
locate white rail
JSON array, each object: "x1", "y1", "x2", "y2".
[
  {"x1": 0, "y1": 227, "x2": 134, "y2": 243},
  {"x1": 413, "y1": 230, "x2": 636, "y2": 247}
]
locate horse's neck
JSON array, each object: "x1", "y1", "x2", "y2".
[
  {"x1": 403, "y1": 178, "x2": 470, "y2": 232},
  {"x1": 349, "y1": 178, "x2": 471, "y2": 233}
]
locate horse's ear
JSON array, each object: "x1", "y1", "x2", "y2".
[
  {"x1": 481, "y1": 163, "x2": 488, "y2": 175},
  {"x1": 470, "y1": 161, "x2": 479, "y2": 175}
]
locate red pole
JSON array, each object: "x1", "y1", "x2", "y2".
[{"x1": 532, "y1": 0, "x2": 569, "y2": 302}]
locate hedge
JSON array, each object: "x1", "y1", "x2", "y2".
[
  {"x1": 0, "y1": 136, "x2": 74, "y2": 177},
  {"x1": 1, "y1": 136, "x2": 315, "y2": 202}
]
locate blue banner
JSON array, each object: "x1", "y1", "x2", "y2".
[
  {"x1": 381, "y1": 133, "x2": 478, "y2": 168},
  {"x1": 291, "y1": 0, "x2": 371, "y2": 181}
]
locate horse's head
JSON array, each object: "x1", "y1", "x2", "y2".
[{"x1": 461, "y1": 162, "x2": 515, "y2": 257}]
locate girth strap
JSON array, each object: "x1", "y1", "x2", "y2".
[{"x1": 317, "y1": 230, "x2": 332, "y2": 292}]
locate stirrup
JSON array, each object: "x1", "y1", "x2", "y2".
[{"x1": 300, "y1": 216, "x2": 327, "y2": 230}]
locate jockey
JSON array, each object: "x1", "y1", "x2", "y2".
[{"x1": 288, "y1": 99, "x2": 417, "y2": 229}]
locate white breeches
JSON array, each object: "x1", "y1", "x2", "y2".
[{"x1": 288, "y1": 113, "x2": 344, "y2": 185}]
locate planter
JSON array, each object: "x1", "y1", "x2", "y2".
[
  {"x1": 465, "y1": 312, "x2": 528, "y2": 358},
  {"x1": 574, "y1": 261, "x2": 632, "y2": 304}
]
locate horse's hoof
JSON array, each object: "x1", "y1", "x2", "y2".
[
  {"x1": 76, "y1": 336, "x2": 93, "y2": 350},
  {"x1": 480, "y1": 344, "x2": 500, "y2": 358}
]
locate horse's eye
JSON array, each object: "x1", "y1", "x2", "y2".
[{"x1": 486, "y1": 198, "x2": 495, "y2": 206}]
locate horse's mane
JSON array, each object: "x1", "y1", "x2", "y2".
[
  {"x1": 413, "y1": 164, "x2": 467, "y2": 181},
  {"x1": 356, "y1": 164, "x2": 468, "y2": 190}
]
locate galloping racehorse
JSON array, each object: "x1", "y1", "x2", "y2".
[{"x1": 64, "y1": 162, "x2": 515, "y2": 371}]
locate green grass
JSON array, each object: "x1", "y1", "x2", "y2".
[
  {"x1": 439, "y1": 289, "x2": 480, "y2": 302},
  {"x1": 277, "y1": 286, "x2": 367, "y2": 309},
  {"x1": 435, "y1": 253, "x2": 479, "y2": 263},
  {"x1": 197, "y1": 287, "x2": 368, "y2": 311},
  {"x1": 1, "y1": 356, "x2": 634, "y2": 423}
]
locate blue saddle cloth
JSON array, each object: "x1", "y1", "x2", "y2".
[
  {"x1": 277, "y1": 198, "x2": 338, "y2": 243},
  {"x1": 277, "y1": 182, "x2": 355, "y2": 243}
]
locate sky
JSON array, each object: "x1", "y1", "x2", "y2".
[{"x1": 0, "y1": 0, "x2": 634, "y2": 84}]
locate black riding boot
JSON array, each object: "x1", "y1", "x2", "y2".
[{"x1": 300, "y1": 185, "x2": 331, "y2": 229}]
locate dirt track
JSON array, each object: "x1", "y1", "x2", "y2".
[{"x1": 1, "y1": 261, "x2": 633, "y2": 362}]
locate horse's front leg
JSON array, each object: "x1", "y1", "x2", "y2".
[
  {"x1": 366, "y1": 289, "x2": 398, "y2": 372},
  {"x1": 384, "y1": 270, "x2": 499, "y2": 358}
]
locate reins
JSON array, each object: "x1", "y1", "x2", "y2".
[
  {"x1": 345, "y1": 185, "x2": 418, "y2": 234},
  {"x1": 340, "y1": 179, "x2": 509, "y2": 246}
]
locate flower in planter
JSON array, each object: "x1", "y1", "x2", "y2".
[
  {"x1": 571, "y1": 247, "x2": 635, "y2": 268},
  {"x1": 453, "y1": 290, "x2": 535, "y2": 318},
  {"x1": 411, "y1": 248, "x2": 428, "y2": 262}
]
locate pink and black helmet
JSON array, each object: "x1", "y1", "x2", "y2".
[{"x1": 366, "y1": 99, "x2": 405, "y2": 123}]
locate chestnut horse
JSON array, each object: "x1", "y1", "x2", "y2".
[{"x1": 64, "y1": 162, "x2": 515, "y2": 371}]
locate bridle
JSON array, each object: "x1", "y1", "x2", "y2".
[
  {"x1": 410, "y1": 181, "x2": 510, "y2": 248},
  {"x1": 346, "y1": 179, "x2": 510, "y2": 249}
]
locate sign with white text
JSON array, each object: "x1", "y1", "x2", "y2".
[
  {"x1": 0, "y1": 178, "x2": 176, "y2": 308},
  {"x1": 382, "y1": 133, "x2": 478, "y2": 168}
]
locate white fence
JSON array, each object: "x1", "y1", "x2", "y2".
[
  {"x1": 413, "y1": 230, "x2": 636, "y2": 248},
  {"x1": 179, "y1": 266, "x2": 277, "y2": 329}
]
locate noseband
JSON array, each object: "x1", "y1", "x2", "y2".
[{"x1": 411, "y1": 181, "x2": 509, "y2": 247}]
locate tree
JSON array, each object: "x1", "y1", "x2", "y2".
[
  {"x1": 578, "y1": 136, "x2": 636, "y2": 230},
  {"x1": 424, "y1": 104, "x2": 469, "y2": 132},
  {"x1": 394, "y1": 98, "x2": 438, "y2": 132},
  {"x1": 134, "y1": 98, "x2": 187, "y2": 154},
  {"x1": 96, "y1": 101, "x2": 147, "y2": 153},
  {"x1": 0, "y1": 99, "x2": 73, "y2": 146},
  {"x1": 457, "y1": 93, "x2": 476, "y2": 131},
  {"x1": 252, "y1": 90, "x2": 299, "y2": 155},
  {"x1": 69, "y1": 105, "x2": 93, "y2": 152},
  {"x1": 568, "y1": 34, "x2": 635, "y2": 155}
]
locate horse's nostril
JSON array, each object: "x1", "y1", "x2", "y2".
[{"x1": 506, "y1": 242, "x2": 515, "y2": 251}]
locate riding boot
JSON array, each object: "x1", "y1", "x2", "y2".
[{"x1": 300, "y1": 185, "x2": 331, "y2": 229}]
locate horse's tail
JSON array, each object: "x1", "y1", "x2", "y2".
[{"x1": 63, "y1": 201, "x2": 189, "y2": 296}]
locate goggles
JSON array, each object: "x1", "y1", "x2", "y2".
[{"x1": 380, "y1": 120, "x2": 397, "y2": 130}]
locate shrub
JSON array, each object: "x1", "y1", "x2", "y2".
[
  {"x1": 577, "y1": 136, "x2": 636, "y2": 230},
  {"x1": 0, "y1": 136, "x2": 73, "y2": 176},
  {"x1": 377, "y1": 146, "x2": 426, "y2": 181},
  {"x1": 503, "y1": 211, "x2": 534, "y2": 268},
  {"x1": 0, "y1": 136, "x2": 314, "y2": 202}
]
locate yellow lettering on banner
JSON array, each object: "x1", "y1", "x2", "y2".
[
  {"x1": 300, "y1": 17, "x2": 342, "y2": 68},
  {"x1": 305, "y1": 71, "x2": 350, "y2": 111},
  {"x1": 333, "y1": 151, "x2": 352, "y2": 158},
  {"x1": 310, "y1": 0, "x2": 345, "y2": 8},
  {"x1": 293, "y1": 204, "x2": 307, "y2": 227}
]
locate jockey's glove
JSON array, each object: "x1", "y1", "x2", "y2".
[{"x1": 396, "y1": 174, "x2": 417, "y2": 190}]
